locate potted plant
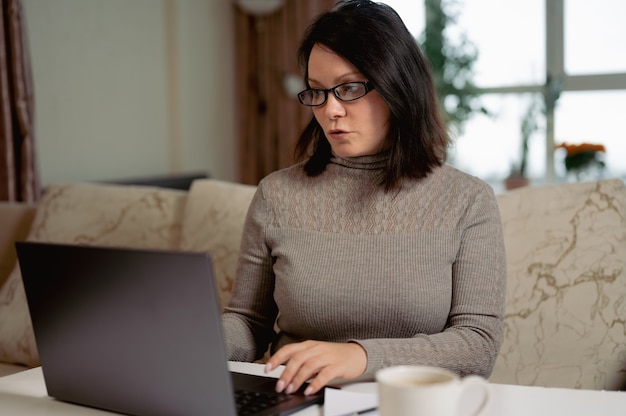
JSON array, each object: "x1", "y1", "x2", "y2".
[{"x1": 505, "y1": 96, "x2": 543, "y2": 190}]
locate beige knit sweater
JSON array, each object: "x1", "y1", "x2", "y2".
[{"x1": 223, "y1": 153, "x2": 507, "y2": 378}]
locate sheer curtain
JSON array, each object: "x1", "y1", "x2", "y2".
[
  {"x1": 0, "y1": 0, "x2": 38, "y2": 202},
  {"x1": 235, "y1": 0, "x2": 335, "y2": 185}
]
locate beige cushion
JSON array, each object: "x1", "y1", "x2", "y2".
[
  {"x1": 0, "y1": 266, "x2": 39, "y2": 366},
  {"x1": 0, "y1": 203, "x2": 36, "y2": 288},
  {"x1": 27, "y1": 183, "x2": 187, "y2": 249},
  {"x1": 0, "y1": 183, "x2": 187, "y2": 367},
  {"x1": 0, "y1": 361, "x2": 28, "y2": 377},
  {"x1": 180, "y1": 179, "x2": 256, "y2": 308},
  {"x1": 490, "y1": 179, "x2": 626, "y2": 390}
]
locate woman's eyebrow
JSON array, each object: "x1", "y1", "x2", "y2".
[{"x1": 308, "y1": 72, "x2": 364, "y2": 87}]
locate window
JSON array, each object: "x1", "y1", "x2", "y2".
[
  {"x1": 565, "y1": 0, "x2": 626, "y2": 75},
  {"x1": 382, "y1": 0, "x2": 626, "y2": 186}
]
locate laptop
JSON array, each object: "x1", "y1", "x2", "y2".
[{"x1": 15, "y1": 241, "x2": 323, "y2": 416}]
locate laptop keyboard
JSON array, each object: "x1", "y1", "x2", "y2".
[{"x1": 234, "y1": 388, "x2": 292, "y2": 416}]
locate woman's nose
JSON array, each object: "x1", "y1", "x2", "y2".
[{"x1": 323, "y1": 93, "x2": 346, "y2": 119}]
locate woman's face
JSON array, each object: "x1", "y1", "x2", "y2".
[{"x1": 307, "y1": 44, "x2": 391, "y2": 158}]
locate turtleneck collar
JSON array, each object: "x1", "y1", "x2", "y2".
[{"x1": 329, "y1": 150, "x2": 390, "y2": 171}]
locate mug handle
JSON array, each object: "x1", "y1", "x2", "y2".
[{"x1": 460, "y1": 375, "x2": 490, "y2": 416}]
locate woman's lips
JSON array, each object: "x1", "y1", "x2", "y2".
[{"x1": 328, "y1": 129, "x2": 348, "y2": 140}]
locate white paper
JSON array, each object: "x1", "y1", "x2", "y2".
[{"x1": 323, "y1": 387, "x2": 378, "y2": 416}]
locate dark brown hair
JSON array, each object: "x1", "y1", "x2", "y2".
[{"x1": 295, "y1": 0, "x2": 449, "y2": 191}]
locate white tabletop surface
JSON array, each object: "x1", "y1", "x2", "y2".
[{"x1": 1, "y1": 362, "x2": 625, "y2": 415}]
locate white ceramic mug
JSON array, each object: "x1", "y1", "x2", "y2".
[{"x1": 376, "y1": 365, "x2": 490, "y2": 416}]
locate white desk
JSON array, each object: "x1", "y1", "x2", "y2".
[{"x1": 1, "y1": 362, "x2": 625, "y2": 415}]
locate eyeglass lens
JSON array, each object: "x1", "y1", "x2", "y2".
[{"x1": 298, "y1": 82, "x2": 371, "y2": 106}]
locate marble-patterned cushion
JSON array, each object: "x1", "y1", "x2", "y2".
[
  {"x1": 0, "y1": 203, "x2": 36, "y2": 288},
  {"x1": 0, "y1": 265, "x2": 38, "y2": 367},
  {"x1": 490, "y1": 179, "x2": 626, "y2": 390},
  {"x1": 180, "y1": 179, "x2": 256, "y2": 309},
  {"x1": 0, "y1": 183, "x2": 187, "y2": 367},
  {"x1": 27, "y1": 183, "x2": 187, "y2": 248}
]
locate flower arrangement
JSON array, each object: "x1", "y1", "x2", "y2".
[{"x1": 556, "y1": 142, "x2": 606, "y2": 180}]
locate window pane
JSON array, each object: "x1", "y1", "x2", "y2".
[
  {"x1": 565, "y1": 0, "x2": 626, "y2": 74},
  {"x1": 554, "y1": 91, "x2": 626, "y2": 181},
  {"x1": 384, "y1": 1, "x2": 545, "y2": 87},
  {"x1": 450, "y1": 93, "x2": 545, "y2": 184},
  {"x1": 455, "y1": 0, "x2": 545, "y2": 87}
]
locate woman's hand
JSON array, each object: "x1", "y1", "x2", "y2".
[{"x1": 264, "y1": 340, "x2": 367, "y2": 396}]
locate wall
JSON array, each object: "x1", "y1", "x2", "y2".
[{"x1": 22, "y1": 0, "x2": 237, "y2": 186}]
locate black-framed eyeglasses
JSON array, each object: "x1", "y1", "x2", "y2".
[{"x1": 297, "y1": 81, "x2": 375, "y2": 106}]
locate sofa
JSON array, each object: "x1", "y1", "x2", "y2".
[{"x1": 0, "y1": 178, "x2": 624, "y2": 391}]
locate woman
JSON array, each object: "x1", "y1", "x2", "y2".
[{"x1": 222, "y1": 0, "x2": 507, "y2": 396}]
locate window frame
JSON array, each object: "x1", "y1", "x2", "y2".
[{"x1": 476, "y1": 0, "x2": 626, "y2": 181}]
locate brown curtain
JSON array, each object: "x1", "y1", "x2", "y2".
[
  {"x1": 0, "y1": 0, "x2": 38, "y2": 202},
  {"x1": 235, "y1": 0, "x2": 336, "y2": 185}
]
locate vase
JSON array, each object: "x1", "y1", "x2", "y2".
[{"x1": 504, "y1": 176, "x2": 530, "y2": 191}]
